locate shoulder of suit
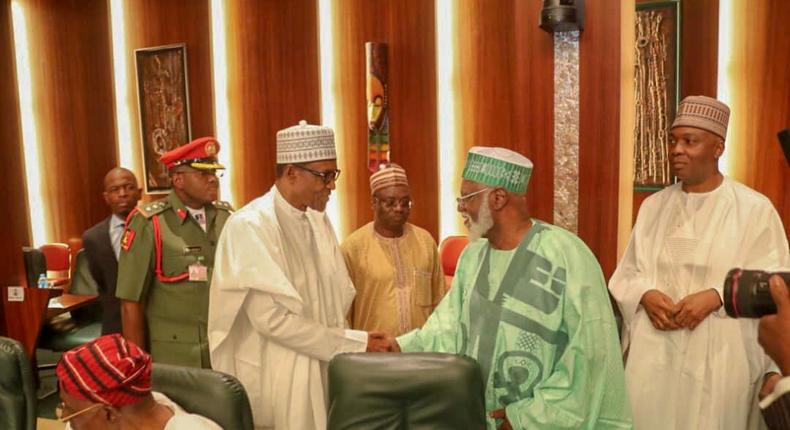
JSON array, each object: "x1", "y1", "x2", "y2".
[
  {"x1": 135, "y1": 200, "x2": 171, "y2": 219},
  {"x1": 213, "y1": 200, "x2": 234, "y2": 213}
]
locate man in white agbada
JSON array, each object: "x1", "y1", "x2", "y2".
[
  {"x1": 207, "y1": 121, "x2": 391, "y2": 430},
  {"x1": 609, "y1": 96, "x2": 790, "y2": 430}
]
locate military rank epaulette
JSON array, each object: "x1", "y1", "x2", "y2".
[
  {"x1": 136, "y1": 200, "x2": 171, "y2": 219},
  {"x1": 213, "y1": 200, "x2": 234, "y2": 213}
]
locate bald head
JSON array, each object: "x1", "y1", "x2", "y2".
[{"x1": 103, "y1": 168, "x2": 140, "y2": 217}]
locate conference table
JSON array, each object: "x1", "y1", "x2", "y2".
[{"x1": 1, "y1": 285, "x2": 98, "y2": 358}]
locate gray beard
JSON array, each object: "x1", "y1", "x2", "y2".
[{"x1": 467, "y1": 198, "x2": 494, "y2": 242}]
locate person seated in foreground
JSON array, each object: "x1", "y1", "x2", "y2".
[{"x1": 55, "y1": 334, "x2": 221, "y2": 430}]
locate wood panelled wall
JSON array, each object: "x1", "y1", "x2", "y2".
[
  {"x1": 681, "y1": 0, "x2": 719, "y2": 98},
  {"x1": 0, "y1": 0, "x2": 30, "y2": 308},
  {"x1": 24, "y1": 0, "x2": 117, "y2": 242},
  {"x1": 225, "y1": 0, "x2": 321, "y2": 205},
  {"x1": 328, "y1": 0, "x2": 439, "y2": 239},
  {"x1": 579, "y1": 0, "x2": 623, "y2": 278},
  {"x1": 2, "y1": 0, "x2": 785, "y2": 290},
  {"x1": 727, "y1": 0, "x2": 790, "y2": 235},
  {"x1": 122, "y1": 0, "x2": 215, "y2": 197},
  {"x1": 455, "y1": 0, "x2": 554, "y2": 230}
]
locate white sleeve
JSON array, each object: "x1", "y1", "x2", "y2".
[
  {"x1": 760, "y1": 376, "x2": 790, "y2": 410},
  {"x1": 608, "y1": 214, "x2": 653, "y2": 328},
  {"x1": 243, "y1": 291, "x2": 367, "y2": 362}
]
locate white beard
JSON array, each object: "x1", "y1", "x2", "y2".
[{"x1": 465, "y1": 196, "x2": 494, "y2": 242}]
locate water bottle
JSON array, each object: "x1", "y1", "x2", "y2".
[{"x1": 37, "y1": 273, "x2": 48, "y2": 289}]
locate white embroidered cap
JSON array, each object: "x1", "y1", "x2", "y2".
[{"x1": 276, "y1": 120, "x2": 337, "y2": 164}]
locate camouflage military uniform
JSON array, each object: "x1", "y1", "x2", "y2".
[{"x1": 116, "y1": 191, "x2": 232, "y2": 368}]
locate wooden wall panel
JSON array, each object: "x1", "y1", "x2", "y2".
[
  {"x1": 579, "y1": 0, "x2": 622, "y2": 278},
  {"x1": 0, "y1": 0, "x2": 30, "y2": 330},
  {"x1": 330, "y1": 0, "x2": 439, "y2": 239},
  {"x1": 455, "y1": 0, "x2": 554, "y2": 226},
  {"x1": 727, "y1": 0, "x2": 790, "y2": 235},
  {"x1": 386, "y1": 0, "x2": 438, "y2": 240},
  {"x1": 123, "y1": 0, "x2": 214, "y2": 200},
  {"x1": 23, "y1": 0, "x2": 117, "y2": 243},
  {"x1": 225, "y1": 0, "x2": 321, "y2": 205},
  {"x1": 681, "y1": 0, "x2": 719, "y2": 98}
]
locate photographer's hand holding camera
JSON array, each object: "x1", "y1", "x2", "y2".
[{"x1": 758, "y1": 276, "x2": 790, "y2": 375}]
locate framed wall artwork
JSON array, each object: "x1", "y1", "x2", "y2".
[
  {"x1": 634, "y1": 1, "x2": 680, "y2": 188},
  {"x1": 135, "y1": 43, "x2": 192, "y2": 193}
]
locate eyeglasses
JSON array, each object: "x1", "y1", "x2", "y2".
[
  {"x1": 375, "y1": 197, "x2": 413, "y2": 210},
  {"x1": 176, "y1": 169, "x2": 224, "y2": 178},
  {"x1": 55, "y1": 401, "x2": 103, "y2": 422},
  {"x1": 456, "y1": 187, "x2": 490, "y2": 206},
  {"x1": 293, "y1": 165, "x2": 341, "y2": 184}
]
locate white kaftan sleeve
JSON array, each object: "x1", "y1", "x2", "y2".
[{"x1": 243, "y1": 291, "x2": 367, "y2": 362}]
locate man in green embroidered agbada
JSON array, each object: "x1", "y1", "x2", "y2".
[{"x1": 391, "y1": 147, "x2": 633, "y2": 429}]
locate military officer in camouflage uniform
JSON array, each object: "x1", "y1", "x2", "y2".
[{"x1": 117, "y1": 137, "x2": 233, "y2": 368}]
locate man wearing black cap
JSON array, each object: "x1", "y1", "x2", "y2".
[{"x1": 117, "y1": 137, "x2": 233, "y2": 368}]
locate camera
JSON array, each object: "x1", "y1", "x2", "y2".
[{"x1": 723, "y1": 269, "x2": 790, "y2": 318}]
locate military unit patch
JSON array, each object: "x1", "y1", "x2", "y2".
[{"x1": 121, "y1": 229, "x2": 136, "y2": 252}]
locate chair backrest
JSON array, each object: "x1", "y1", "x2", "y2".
[
  {"x1": 69, "y1": 249, "x2": 101, "y2": 323},
  {"x1": 70, "y1": 249, "x2": 98, "y2": 296},
  {"x1": 152, "y1": 363, "x2": 254, "y2": 430},
  {"x1": 328, "y1": 353, "x2": 487, "y2": 430},
  {"x1": 439, "y1": 235, "x2": 470, "y2": 276},
  {"x1": 40, "y1": 243, "x2": 71, "y2": 279},
  {"x1": 0, "y1": 336, "x2": 36, "y2": 430},
  {"x1": 21, "y1": 247, "x2": 46, "y2": 289}
]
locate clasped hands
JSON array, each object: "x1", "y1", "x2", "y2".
[
  {"x1": 640, "y1": 288, "x2": 722, "y2": 331},
  {"x1": 366, "y1": 331, "x2": 401, "y2": 352}
]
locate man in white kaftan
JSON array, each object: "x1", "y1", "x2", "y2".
[
  {"x1": 609, "y1": 96, "x2": 790, "y2": 430},
  {"x1": 207, "y1": 121, "x2": 390, "y2": 430}
]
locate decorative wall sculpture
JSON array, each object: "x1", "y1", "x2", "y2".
[
  {"x1": 634, "y1": 2, "x2": 679, "y2": 187},
  {"x1": 135, "y1": 44, "x2": 192, "y2": 193},
  {"x1": 366, "y1": 42, "x2": 389, "y2": 173}
]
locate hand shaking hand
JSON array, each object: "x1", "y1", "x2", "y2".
[{"x1": 366, "y1": 331, "x2": 401, "y2": 352}]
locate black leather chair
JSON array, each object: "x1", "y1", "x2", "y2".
[
  {"x1": 152, "y1": 363, "x2": 254, "y2": 430},
  {"x1": 328, "y1": 353, "x2": 487, "y2": 430},
  {"x1": 0, "y1": 337, "x2": 36, "y2": 430},
  {"x1": 39, "y1": 249, "x2": 101, "y2": 353},
  {"x1": 66, "y1": 249, "x2": 101, "y2": 323},
  {"x1": 22, "y1": 246, "x2": 46, "y2": 289}
]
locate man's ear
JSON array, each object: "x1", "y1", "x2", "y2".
[
  {"x1": 284, "y1": 165, "x2": 299, "y2": 183},
  {"x1": 102, "y1": 191, "x2": 111, "y2": 206},
  {"x1": 104, "y1": 405, "x2": 121, "y2": 422},
  {"x1": 489, "y1": 188, "x2": 509, "y2": 211},
  {"x1": 715, "y1": 138, "x2": 725, "y2": 158}
]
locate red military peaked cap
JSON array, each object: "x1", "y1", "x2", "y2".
[{"x1": 160, "y1": 137, "x2": 225, "y2": 170}]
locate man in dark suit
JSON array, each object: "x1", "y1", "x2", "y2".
[
  {"x1": 82, "y1": 167, "x2": 141, "y2": 334},
  {"x1": 758, "y1": 275, "x2": 790, "y2": 429}
]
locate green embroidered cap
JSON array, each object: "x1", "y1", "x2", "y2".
[{"x1": 461, "y1": 146, "x2": 533, "y2": 194}]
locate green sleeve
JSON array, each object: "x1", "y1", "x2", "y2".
[
  {"x1": 116, "y1": 213, "x2": 155, "y2": 302},
  {"x1": 506, "y1": 246, "x2": 632, "y2": 430}
]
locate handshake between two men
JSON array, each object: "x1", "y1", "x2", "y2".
[{"x1": 366, "y1": 331, "x2": 402, "y2": 353}]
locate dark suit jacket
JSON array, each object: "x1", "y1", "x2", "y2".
[
  {"x1": 82, "y1": 216, "x2": 122, "y2": 335},
  {"x1": 763, "y1": 391, "x2": 790, "y2": 430}
]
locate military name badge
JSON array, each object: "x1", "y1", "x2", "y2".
[
  {"x1": 121, "y1": 229, "x2": 136, "y2": 252},
  {"x1": 188, "y1": 262, "x2": 208, "y2": 282}
]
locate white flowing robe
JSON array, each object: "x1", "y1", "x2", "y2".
[
  {"x1": 609, "y1": 178, "x2": 789, "y2": 430},
  {"x1": 208, "y1": 186, "x2": 367, "y2": 430}
]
